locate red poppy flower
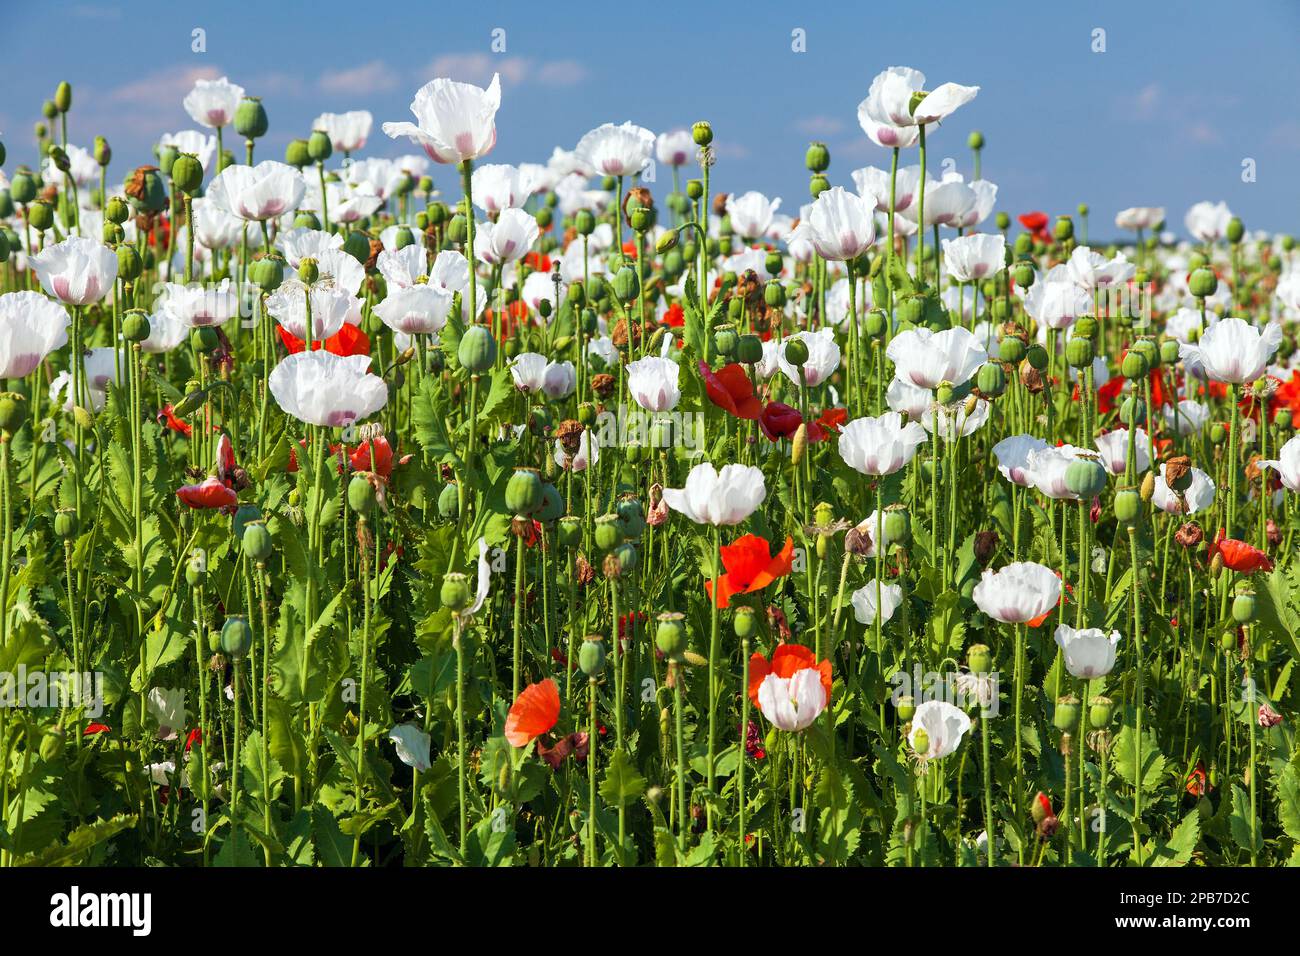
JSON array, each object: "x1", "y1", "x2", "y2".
[
  {"x1": 706, "y1": 534, "x2": 795, "y2": 609},
  {"x1": 1093, "y1": 375, "x2": 1125, "y2": 415},
  {"x1": 1186, "y1": 760, "x2": 1211, "y2": 797},
  {"x1": 816, "y1": 407, "x2": 848, "y2": 434},
  {"x1": 700, "y1": 361, "x2": 762, "y2": 420},
  {"x1": 215, "y1": 433, "x2": 237, "y2": 483},
  {"x1": 85, "y1": 722, "x2": 111, "y2": 735},
  {"x1": 277, "y1": 322, "x2": 371, "y2": 357},
  {"x1": 523, "y1": 251, "x2": 551, "y2": 272},
  {"x1": 158, "y1": 404, "x2": 193, "y2": 438},
  {"x1": 618, "y1": 610, "x2": 647, "y2": 641},
  {"x1": 661, "y1": 303, "x2": 685, "y2": 328},
  {"x1": 1209, "y1": 530, "x2": 1273, "y2": 574},
  {"x1": 185, "y1": 728, "x2": 202, "y2": 753},
  {"x1": 621, "y1": 240, "x2": 638, "y2": 259},
  {"x1": 1018, "y1": 211, "x2": 1049, "y2": 242},
  {"x1": 349, "y1": 436, "x2": 393, "y2": 478},
  {"x1": 505, "y1": 678, "x2": 561, "y2": 747},
  {"x1": 1274, "y1": 371, "x2": 1300, "y2": 420},
  {"x1": 747, "y1": 644, "x2": 832, "y2": 706},
  {"x1": 1026, "y1": 572, "x2": 1073, "y2": 628},
  {"x1": 176, "y1": 476, "x2": 238, "y2": 510}
]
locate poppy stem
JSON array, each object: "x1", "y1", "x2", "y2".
[{"x1": 706, "y1": 524, "x2": 721, "y2": 831}]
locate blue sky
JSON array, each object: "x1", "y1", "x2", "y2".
[{"x1": 4, "y1": 0, "x2": 1300, "y2": 237}]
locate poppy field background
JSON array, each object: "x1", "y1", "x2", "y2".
[{"x1": 1, "y1": 4, "x2": 1300, "y2": 870}]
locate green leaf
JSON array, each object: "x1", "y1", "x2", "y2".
[
  {"x1": 1147, "y1": 810, "x2": 1200, "y2": 867},
  {"x1": 600, "y1": 749, "x2": 647, "y2": 808},
  {"x1": 1229, "y1": 784, "x2": 1264, "y2": 855}
]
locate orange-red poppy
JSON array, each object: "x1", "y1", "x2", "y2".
[
  {"x1": 700, "y1": 361, "x2": 762, "y2": 420},
  {"x1": 817, "y1": 407, "x2": 848, "y2": 433},
  {"x1": 1186, "y1": 760, "x2": 1211, "y2": 797},
  {"x1": 1209, "y1": 530, "x2": 1274, "y2": 574},
  {"x1": 349, "y1": 436, "x2": 393, "y2": 478},
  {"x1": 505, "y1": 678, "x2": 561, "y2": 747},
  {"x1": 277, "y1": 322, "x2": 371, "y2": 357},
  {"x1": 175, "y1": 476, "x2": 237, "y2": 510},
  {"x1": 158, "y1": 404, "x2": 192, "y2": 437},
  {"x1": 746, "y1": 644, "x2": 832, "y2": 706},
  {"x1": 706, "y1": 534, "x2": 795, "y2": 609},
  {"x1": 661, "y1": 303, "x2": 685, "y2": 328}
]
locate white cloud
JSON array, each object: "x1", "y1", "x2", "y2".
[
  {"x1": 795, "y1": 115, "x2": 844, "y2": 137},
  {"x1": 320, "y1": 61, "x2": 400, "y2": 95},
  {"x1": 417, "y1": 54, "x2": 586, "y2": 89}
]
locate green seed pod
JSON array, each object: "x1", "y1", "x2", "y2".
[
  {"x1": 1226, "y1": 216, "x2": 1244, "y2": 244},
  {"x1": 0, "y1": 393, "x2": 27, "y2": 434},
  {"x1": 1159, "y1": 338, "x2": 1181, "y2": 366},
  {"x1": 220, "y1": 616, "x2": 253, "y2": 659},
  {"x1": 285, "y1": 138, "x2": 311, "y2": 168},
  {"x1": 241, "y1": 520, "x2": 273, "y2": 563},
  {"x1": 1053, "y1": 216, "x2": 1074, "y2": 242},
  {"x1": 440, "y1": 572, "x2": 473, "y2": 612},
  {"x1": 557, "y1": 515, "x2": 582, "y2": 550},
  {"x1": 579, "y1": 637, "x2": 606, "y2": 676},
  {"x1": 121, "y1": 309, "x2": 151, "y2": 343},
  {"x1": 27, "y1": 200, "x2": 54, "y2": 232},
  {"x1": 297, "y1": 256, "x2": 320, "y2": 285},
  {"x1": 784, "y1": 336, "x2": 809, "y2": 367},
  {"x1": 190, "y1": 327, "x2": 218, "y2": 353},
  {"x1": 294, "y1": 211, "x2": 322, "y2": 231},
  {"x1": 1073, "y1": 315, "x2": 1098, "y2": 340},
  {"x1": 714, "y1": 325, "x2": 739, "y2": 357},
  {"x1": 437, "y1": 481, "x2": 459, "y2": 520},
  {"x1": 1053, "y1": 695, "x2": 1080, "y2": 731},
  {"x1": 1232, "y1": 593, "x2": 1256, "y2": 623},
  {"x1": 112, "y1": 243, "x2": 142, "y2": 282},
  {"x1": 1012, "y1": 260, "x2": 1035, "y2": 288},
  {"x1": 967, "y1": 644, "x2": 992, "y2": 674},
  {"x1": 1113, "y1": 489, "x2": 1141, "y2": 525},
  {"x1": 537, "y1": 483, "x2": 564, "y2": 523},
  {"x1": 975, "y1": 361, "x2": 1006, "y2": 398},
  {"x1": 612, "y1": 542, "x2": 638, "y2": 574},
  {"x1": 171, "y1": 153, "x2": 203, "y2": 195},
  {"x1": 999, "y1": 335, "x2": 1027, "y2": 364},
  {"x1": 10, "y1": 170, "x2": 37, "y2": 205},
  {"x1": 0, "y1": 192, "x2": 12, "y2": 222},
  {"x1": 348, "y1": 475, "x2": 373, "y2": 515},
  {"x1": 1065, "y1": 457, "x2": 1108, "y2": 498},
  {"x1": 504, "y1": 468, "x2": 544, "y2": 515},
  {"x1": 235, "y1": 97, "x2": 269, "y2": 140},
  {"x1": 808, "y1": 174, "x2": 830, "y2": 198},
  {"x1": 250, "y1": 255, "x2": 285, "y2": 293},
  {"x1": 612, "y1": 266, "x2": 639, "y2": 305},
  {"x1": 736, "y1": 333, "x2": 764, "y2": 365},
  {"x1": 53, "y1": 507, "x2": 78, "y2": 540},
  {"x1": 805, "y1": 141, "x2": 830, "y2": 172},
  {"x1": 1188, "y1": 268, "x2": 1218, "y2": 299},
  {"x1": 1130, "y1": 337, "x2": 1159, "y2": 368},
  {"x1": 594, "y1": 514, "x2": 622, "y2": 552},
  {"x1": 1025, "y1": 343, "x2": 1048, "y2": 371},
  {"x1": 105, "y1": 195, "x2": 130, "y2": 224},
  {"x1": 615, "y1": 497, "x2": 645, "y2": 540},
  {"x1": 1065, "y1": 337, "x2": 1094, "y2": 369},
  {"x1": 39, "y1": 727, "x2": 66, "y2": 762},
  {"x1": 655, "y1": 612, "x2": 687, "y2": 659},
  {"x1": 342, "y1": 230, "x2": 370, "y2": 264},
  {"x1": 686, "y1": 179, "x2": 703, "y2": 201},
  {"x1": 127, "y1": 166, "x2": 167, "y2": 213},
  {"x1": 691, "y1": 121, "x2": 713, "y2": 146},
  {"x1": 733, "y1": 606, "x2": 757, "y2": 639},
  {"x1": 896, "y1": 695, "x2": 916, "y2": 722},
  {"x1": 1119, "y1": 396, "x2": 1146, "y2": 427},
  {"x1": 1088, "y1": 695, "x2": 1113, "y2": 729},
  {"x1": 393, "y1": 226, "x2": 415, "y2": 250},
  {"x1": 185, "y1": 553, "x2": 206, "y2": 587},
  {"x1": 457, "y1": 324, "x2": 496, "y2": 373}
]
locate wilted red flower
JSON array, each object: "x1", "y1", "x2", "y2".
[
  {"x1": 176, "y1": 476, "x2": 238, "y2": 510},
  {"x1": 700, "y1": 361, "x2": 762, "y2": 420},
  {"x1": 1186, "y1": 761, "x2": 1211, "y2": 797},
  {"x1": 1258, "y1": 703, "x2": 1283, "y2": 728},
  {"x1": 184, "y1": 728, "x2": 202, "y2": 753},
  {"x1": 759, "y1": 402, "x2": 828, "y2": 443},
  {"x1": 747, "y1": 643, "x2": 832, "y2": 706},
  {"x1": 84, "y1": 722, "x2": 111, "y2": 736},
  {"x1": 706, "y1": 534, "x2": 795, "y2": 609}
]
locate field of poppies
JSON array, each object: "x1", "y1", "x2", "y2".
[{"x1": 0, "y1": 63, "x2": 1298, "y2": 869}]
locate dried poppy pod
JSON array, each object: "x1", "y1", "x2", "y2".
[{"x1": 1174, "y1": 521, "x2": 1204, "y2": 548}]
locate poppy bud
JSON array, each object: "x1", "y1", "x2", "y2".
[
  {"x1": 655, "y1": 612, "x2": 687, "y2": 658},
  {"x1": 1226, "y1": 216, "x2": 1244, "y2": 244},
  {"x1": 49, "y1": 145, "x2": 71, "y2": 173},
  {"x1": 1232, "y1": 593, "x2": 1256, "y2": 623},
  {"x1": 1031, "y1": 791, "x2": 1051, "y2": 825},
  {"x1": 612, "y1": 266, "x2": 639, "y2": 305},
  {"x1": 577, "y1": 402, "x2": 597, "y2": 426},
  {"x1": 692, "y1": 121, "x2": 713, "y2": 146},
  {"x1": 440, "y1": 572, "x2": 473, "y2": 612},
  {"x1": 393, "y1": 226, "x2": 415, "y2": 250},
  {"x1": 884, "y1": 508, "x2": 909, "y2": 545},
  {"x1": 1277, "y1": 408, "x2": 1292, "y2": 430},
  {"x1": 234, "y1": 97, "x2": 269, "y2": 140},
  {"x1": 967, "y1": 644, "x2": 992, "y2": 674},
  {"x1": 1054, "y1": 695, "x2": 1079, "y2": 731},
  {"x1": 347, "y1": 475, "x2": 373, "y2": 515},
  {"x1": 1139, "y1": 471, "x2": 1155, "y2": 502},
  {"x1": 39, "y1": 727, "x2": 65, "y2": 762},
  {"x1": 121, "y1": 309, "x2": 151, "y2": 343},
  {"x1": 579, "y1": 636, "x2": 606, "y2": 676},
  {"x1": 458, "y1": 325, "x2": 496, "y2": 372},
  {"x1": 966, "y1": 130, "x2": 985, "y2": 150},
  {"x1": 911, "y1": 728, "x2": 930, "y2": 755},
  {"x1": 1053, "y1": 216, "x2": 1073, "y2": 241},
  {"x1": 54, "y1": 81, "x2": 72, "y2": 113},
  {"x1": 1188, "y1": 268, "x2": 1218, "y2": 299},
  {"x1": 171, "y1": 153, "x2": 203, "y2": 195},
  {"x1": 805, "y1": 141, "x2": 830, "y2": 172},
  {"x1": 791, "y1": 424, "x2": 808, "y2": 465}
]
